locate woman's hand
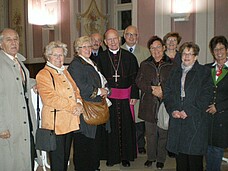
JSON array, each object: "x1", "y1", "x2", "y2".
[
  {"x1": 73, "y1": 103, "x2": 84, "y2": 116},
  {"x1": 100, "y1": 88, "x2": 108, "y2": 98},
  {"x1": 206, "y1": 104, "x2": 217, "y2": 114},
  {"x1": 151, "y1": 85, "x2": 163, "y2": 99},
  {"x1": 172, "y1": 110, "x2": 187, "y2": 119}
]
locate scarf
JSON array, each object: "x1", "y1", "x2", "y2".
[
  {"x1": 180, "y1": 62, "x2": 194, "y2": 98},
  {"x1": 46, "y1": 61, "x2": 65, "y2": 74}
]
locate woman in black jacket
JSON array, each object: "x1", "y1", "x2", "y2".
[
  {"x1": 68, "y1": 36, "x2": 111, "y2": 171},
  {"x1": 164, "y1": 42, "x2": 213, "y2": 171},
  {"x1": 205, "y1": 35, "x2": 228, "y2": 171}
]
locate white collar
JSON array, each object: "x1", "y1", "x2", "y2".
[
  {"x1": 212, "y1": 58, "x2": 228, "y2": 68},
  {"x1": 3, "y1": 51, "x2": 17, "y2": 61},
  {"x1": 46, "y1": 61, "x2": 65, "y2": 74},
  {"x1": 109, "y1": 48, "x2": 120, "y2": 54},
  {"x1": 79, "y1": 55, "x2": 94, "y2": 66},
  {"x1": 126, "y1": 44, "x2": 136, "y2": 51}
]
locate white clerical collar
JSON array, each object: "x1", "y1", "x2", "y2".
[{"x1": 109, "y1": 48, "x2": 120, "y2": 54}]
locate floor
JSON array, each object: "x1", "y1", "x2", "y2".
[{"x1": 38, "y1": 150, "x2": 228, "y2": 171}]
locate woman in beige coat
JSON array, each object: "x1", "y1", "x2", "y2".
[{"x1": 36, "y1": 41, "x2": 83, "y2": 171}]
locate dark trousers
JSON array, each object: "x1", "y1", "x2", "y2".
[
  {"x1": 135, "y1": 121, "x2": 146, "y2": 149},
  {"x1": 49, "y1": 132, "x2": 73, "y2": 171},
  {"x1": 176, "y1": 153, "x2": 203, "y2": 171},
  {"x1": 73, "y1": 132, "x2": 100, "y2": 171},
  {"x1": 31, "y1": 133, "x2": 36, "y2": 171}
]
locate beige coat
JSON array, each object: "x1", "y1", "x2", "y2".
[
  {"x1": 36, "y1": 65, "x2": 81, "y2": 135},
  {"x1": 0, "y1": 50, "x2": 39, "y2": 171}
]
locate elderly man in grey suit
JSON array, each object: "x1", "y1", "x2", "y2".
[
  {"x1": 121, "y1": 25, "x2": 150, "y2": 155},
  {"x1": 0, "y1": 28, "x2": 39, "y2": 171}
]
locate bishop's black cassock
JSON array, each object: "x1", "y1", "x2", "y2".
[{"x1": 97, "y1": 48, "x2": 139, "y2": 165}]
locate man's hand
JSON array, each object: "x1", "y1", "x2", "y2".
[{"x1": 0, "y1": 130, "x2": 10, "y2": 139}]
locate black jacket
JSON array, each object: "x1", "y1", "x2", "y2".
[
  {"x1": 164, "y1": 61, "x2": 213, "y2": 155},
  {"x1": 205, "y1": 62, "x2": 228, "y2": 148}
]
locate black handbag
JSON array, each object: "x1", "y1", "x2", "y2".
[{"x1": 35, "y1": 71, "x2": 57, "y2": 152}]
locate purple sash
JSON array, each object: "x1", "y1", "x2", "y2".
[{"x1": 109, "y1": 87, "x2": 135, "y2": 121}]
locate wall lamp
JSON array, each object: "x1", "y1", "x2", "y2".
[
  {"x1": 28, "y1": 0, "x2": 58, "y2": 29},
  {"x1": 171, "y1": 0, "x2": 193, "y2": 22}
]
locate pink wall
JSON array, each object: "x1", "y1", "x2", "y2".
[
  {"x1": 29, "y1": 0, "x2": 228, "y2": 63},
  {"x1": 171, "y1": 13, "x2": 196, "y2": 45},
  {"x1": 137, "y1": 0, "x2": 155, "y2": 47},
  {"x1": 60, "y1": 0, "x2": 72, "y2": 58},
  {"x1": 214, "y1": 0, "x2": 228, "y2": 38}
]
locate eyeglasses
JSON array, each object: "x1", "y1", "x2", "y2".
[
  {"x1": 182, "y1": 53, "x2": 195, "y2": 57},
  {"x1": 78, "y1": 45, "x2": 92, "y2": 50},
  {"x1": 150, "y1": 45, "x2": 163, "y2": 51},
  {"x1": 214, "y1": 47, "x2": 226, "y2": 53},
  {"x1": 51, "y1": 53, "x2": 64, "y2": 58},
  {"x1": 125, "y1": 33, "x2": 138, "y2": 38},
  {"x1": 167, "y1": 38, "x2": 177, "y2": 42}
]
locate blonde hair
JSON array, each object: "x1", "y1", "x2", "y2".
[{"x1": 74, "y1": 36, "x2": 92, "y2": 55}]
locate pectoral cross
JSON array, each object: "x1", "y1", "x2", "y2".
[{"x1": 113, "y1": 70, "x2": 120, "y2": 82}]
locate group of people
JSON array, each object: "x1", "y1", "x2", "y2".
[{"x1": 0, "y1": 26, "x2": 227, "y2": 171}]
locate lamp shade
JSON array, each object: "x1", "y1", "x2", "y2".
[{"x1": 28, "y1": 0, "x2": 58, "y2": 25}]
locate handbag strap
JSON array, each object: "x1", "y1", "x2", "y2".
[
  {"x1": 36, "y1": 92, "x2": 40, "y2": 128},
  {"x1": 48, "y1": 70, "x2": 57, "y2": 132},
  {"x1": 37, "y1": 68, "x2": 57, "y2": 132}
]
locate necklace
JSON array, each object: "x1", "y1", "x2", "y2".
[{"x1": 108, "y1": 50, "x2": 122, "y2": 82}]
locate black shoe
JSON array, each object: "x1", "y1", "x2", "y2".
[
  {"x1": 106, "y1": 161, "x2": 114, "y2": 167},
  {"x1": 144, "y1": 160, "x2": 153, "y2": 167},
  {"x1": 168, "y1": 151, "x2": 176, "y2": 158},
  {"x1": 156, "y1": 162, "x2": 164, "y2": 169},
  {"x1": 122, "y1": 160, "x2": 130, "y2": 167},
  {"x1": 138, "y1": 147, "x2": 146, "y2": 154}
]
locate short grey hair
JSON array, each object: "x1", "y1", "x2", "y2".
[
  {"x1": 44, "y1": 41, "x2": 68, "y2": 60},
  {"x1": 0, "y1": 28, "x2": 19, "y2": 48}
]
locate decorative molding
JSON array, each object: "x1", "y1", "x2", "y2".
[{"x1": 76, "y1": 0, "x2": 108, "y2": 35}]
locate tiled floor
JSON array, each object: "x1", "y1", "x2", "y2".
[{"x1": 40, "y1": 151, "x2": 228, "y2": 171}]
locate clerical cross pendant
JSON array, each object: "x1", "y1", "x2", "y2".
[{"x1": 113, "y1": 70, "x2": 120, "y2": 82}]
